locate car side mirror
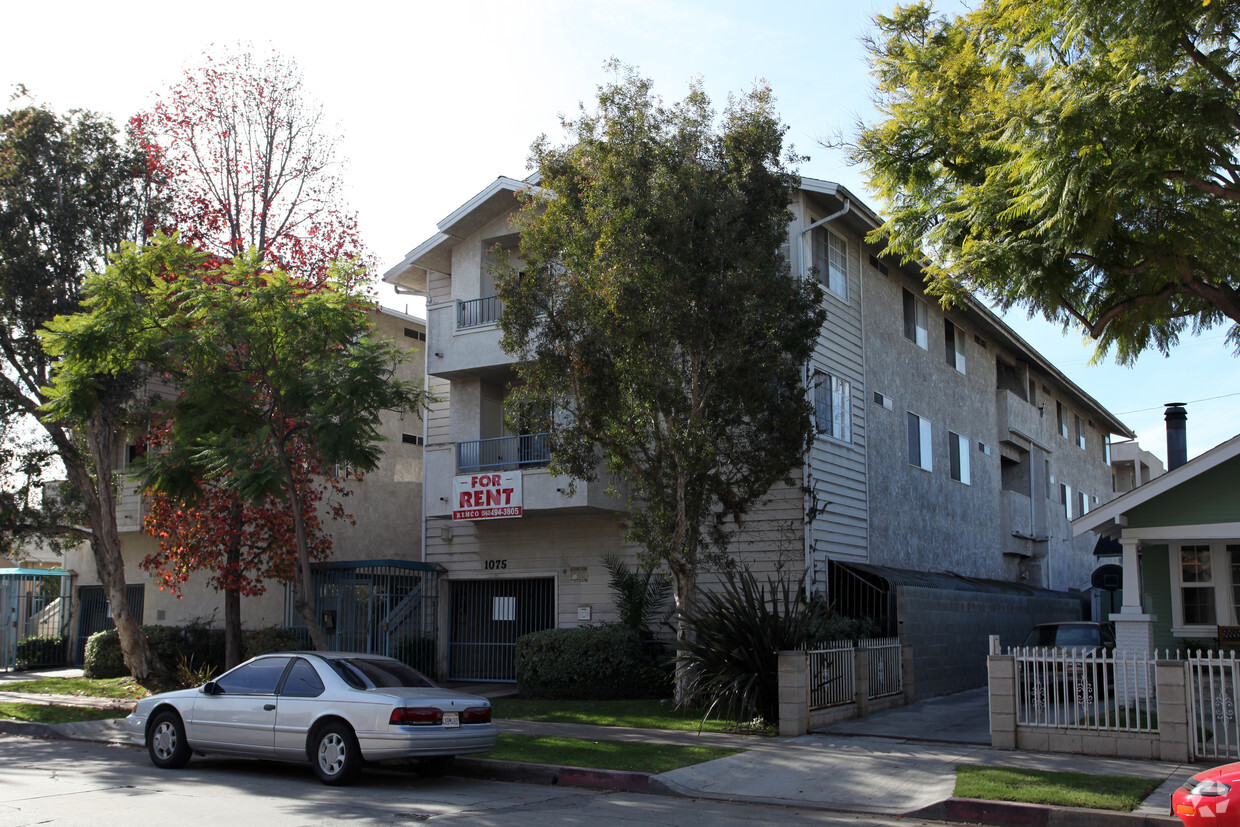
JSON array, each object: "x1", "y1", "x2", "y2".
[{"x1": 201, "y1": 681, "x2": 219, "y2": 695}]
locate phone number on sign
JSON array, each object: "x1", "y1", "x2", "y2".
[{"x1": 453, "y1": 506, "x2": 522, "y2": 520}]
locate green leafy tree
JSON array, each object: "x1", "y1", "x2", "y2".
[
  {"x1": 0, "y1": 97, "x2": 164, "y2": 679},
  {"x1": 854, "y1": 1, "x2": 1240, "y2": 363},
  {"x1": 41, "y1": 235, "x2": 434, "y2": 652},
  {"x1": 497, "y1": 64, "x2": 825, "y2": 703}
]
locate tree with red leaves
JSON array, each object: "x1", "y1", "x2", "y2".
[
  {"x1": 132, "y1": 46, "x2": 364, "y2": 284},
  {"x1": 130, "y1": 47, "x2": 377, "y2": 665}
]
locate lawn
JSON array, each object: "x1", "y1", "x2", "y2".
[
  {"x1": 1, "y1": 677, "x2": 149, "y2": 700},
  {"x1": 490, "y1": 697, "x2": 773, "y2": 735},
  {"x1": 955, "y1": 766, "x2": 1163, "y2": 812},
  {"x1": 0, "y1": 702, "x2": 129, "y2": 725},
  {"x1": 487, "y1": 733, "x2": 739, "y2": 773}
]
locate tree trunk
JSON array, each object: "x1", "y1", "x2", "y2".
[
  {"x1": 224, "y1": 505, "x2": 244, "y2": 669},
  {"x1": 671, "y1": 563, "x2": 697, "y2": 708},
  {"x1": 73, "y1": 413, "x2": 164, "y2": 682},
  {"x1": 277, "y1": 444, "x2": 327, "y2": 651}
]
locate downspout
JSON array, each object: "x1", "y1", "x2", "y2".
[{"x1": 801, "y1": 199, "x2": 852, "y2": 238}]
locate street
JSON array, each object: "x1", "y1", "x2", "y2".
[{"x1": 0, "y1": 734, "x2": 945, "y2": 827}]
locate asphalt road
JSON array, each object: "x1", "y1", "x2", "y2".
[{"x1": 0, "y1": 734, "x2": 948, "y2": 827}]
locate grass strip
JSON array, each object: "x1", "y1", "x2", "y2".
[
  {"x1": 490, "y1": 698, "x2": 772, "y2": 735},
  {"x1": 1, "y1": 677, "x2": 148, "y2": 700},
  {"x1": 0, "y1": 702, "x2": 129, "y2": 725},
  {"x1": 955, "y1": 765, "x2": 1162, "y2": 812},
  {"x1": 485, "y1": 733, "x2": 740, "y2": 773}
]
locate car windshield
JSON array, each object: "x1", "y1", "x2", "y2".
[
  {"x1": 328, "y1": 658, "x2": 437, "y2": 690},
  {"x1": 1023, "y1": 625, "x2": 1102, "y2": 648}
]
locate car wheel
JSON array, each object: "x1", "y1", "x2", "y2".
[
  {"x1": 414, "y1": 755, "x2": 456, "y2": 777},
  {"x1": 311, "y1": 721, "x2": 361, "y2": 785},
  {"x1": 148, "y1": 710, "x2": 192, "y2": 769}
]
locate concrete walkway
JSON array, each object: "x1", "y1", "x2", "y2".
[{"x1": 0, "y1": 669, "x2": 1191, "y2": 825}]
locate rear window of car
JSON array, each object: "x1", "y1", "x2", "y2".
[
  {"x1": 328, "y1": 658, "x2": 436, "y2": 690},
  {"x1": 1054, "y1": 626, "x2": 1099, "y2": 647}
]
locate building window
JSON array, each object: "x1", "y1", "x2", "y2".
[
  {"x1": 948, "y1": 431, "x2": 970, "y2": 484},
  {"x1": 1057, "y1": 401, "x2": 1069, "y2": 439},
  {"x1": 403, "y1": 327, "x2": 426, "y2": 341},
  {"x1": 907, "y1": 412, "x2": 932, "y2": 471},
  {"x1": 812, "y1": 227, "x2": 848, "y2": 299},
  {"x1": 1077, "y1": 490, "x2": 1088, "y2": 516},
  {"x1": 902, "y1": 289, "x2": 928, "y2": 350},
  {"x1": 1075, "y1": 415, "x2": 1086, "y2": 450},
  {"x1": 872, "y1": 391, "x2": 893, "y2": 410},
  {"x1": 944, "y1": 320, "x2": 966, "y2": 374},
  {"x1": 1059, "y1": 482, "x2": 1073, "y2": 519},
  {"x1": 1104, "y1": 435, "x2": 1112, "y2": 466},
  {"x1": 1181, "y1": 545, "x2": 1217, "y2": 626},
  {"x1": 1230, "y1": 546, "x2": 1240, "y2": 625},
  {"x1": 401, "y1": 433, "x2": 424, "y2": 446},
  {"x1": 813, "y1": 371, "x2": 851, "y2": 441}
]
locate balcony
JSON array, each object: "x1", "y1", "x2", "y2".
[
  {"x1": 457, "y1": 433, "x2": 550, "y2": 472},
  {"x1": 426, "y1": 296, "x2": 513, "y2": 379},
  {"x1": 996, "y1": 389, "x2": 1043, "y2": 446},
  {"x1": 458, "y1": 296, "x2": 504, "y2": 329}
]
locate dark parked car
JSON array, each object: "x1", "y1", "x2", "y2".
[{"x1": 1022, "y1": 621, "x2": 1115, "y2": 651}]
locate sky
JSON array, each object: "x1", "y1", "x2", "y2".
[{"x1": 4, "y1": 0, "x2": 1236, "y2": 464}]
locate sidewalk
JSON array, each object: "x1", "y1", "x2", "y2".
[{"x1": 0, "y1": 670, "x2": 1189, "y2": 826}]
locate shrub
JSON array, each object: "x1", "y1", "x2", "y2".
[
  {"x1": 516, "y1": 624, "x2": 671, "y2": 700},
  {"x1": 14, "y1": 634, "x2": 67, "y2": 670},
  {"x1": 392, "y1": 635, "x2": 437, "y2": 675},
  {"x1": 677, "y1": 566, "x2": 867, "y2": 726},
  {"x1": 241, "y1": 626, "x2": 306, "y2": 658}
]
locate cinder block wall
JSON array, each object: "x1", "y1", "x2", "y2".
[{"x1": 899, "y1": 585, "x2": 1087, "y2": 699}]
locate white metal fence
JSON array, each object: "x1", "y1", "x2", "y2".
[
  {"x1": 807, "y1": 637, "x2": 902, "y2": 710},
  {"x1": 1013, "y1": 646, "x2": 1159, "y2": 732},
  {"x1": 1187, "y1": 650, "x2": 1240, "y2": 761}
]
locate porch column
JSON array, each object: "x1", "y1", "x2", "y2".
[{"x1": 1111, "y1": 536, "x2": 1155, "y2": 658}]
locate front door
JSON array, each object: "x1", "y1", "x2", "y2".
[{"x1": 448, "y1": 578, "x2": 554, "y2": 682}]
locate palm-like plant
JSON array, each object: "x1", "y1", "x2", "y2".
[{"x1": 602, "y1": 552, "x2": 672, "y2": 636}]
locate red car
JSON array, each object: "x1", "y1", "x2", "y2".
[{"x1": 1174, "y1": 762, "x2": 1240, "y2": 826}]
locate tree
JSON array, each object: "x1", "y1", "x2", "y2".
[
  {"x1": 0, "y1": 98, "x2": 165, "y2": 680},
  {"x1": 132, "y1": 47, "x2": 363, "y2": 283},
  {"x1": 41, "y1": 236, "x2": 433, "y2": 652},
  {"x1": 133, "y1": 46, "x2": 369, "y2": 664},
  {"x1": 497, "y1": 64, "x2": 825, "y2": 703},
  {"x1": 854, "y1": 1, "x2": 1240, "y2": 363},
  {"x1": 140, "y1": 428, "x2": 352, "y2": 667}
]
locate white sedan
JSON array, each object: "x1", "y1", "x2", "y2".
[{"x1": 125, "y1": 651, "x2": 497, "y2": 785}]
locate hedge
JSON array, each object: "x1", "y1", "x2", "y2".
[
  {"x1": 14, "y1": 634, "x2": 67, "y2": 670},
  {"x1": 515, "y1": 624, "x2": 671, "y2": 700},
  {"x1": 84, "y1": 624, "x2": 305, "y2": 678}
]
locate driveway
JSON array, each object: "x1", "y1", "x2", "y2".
[{"x1": 814, "y1": 687, "x2": 991, "y2": 745}]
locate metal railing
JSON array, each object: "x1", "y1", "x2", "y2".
[
  {"x1": 1188, "y1": 649, "x2": 1240, "y2": 761},
  {"x1": 457, "y1": 295, "x2": 504, "y2": 328},
  {"x1": 807, "y1": 637, "x2": 902, "y2": 710},
  {"x1": 1013, "y1": 646, "x2": 1159, "y2": 732},
  {"x1": 457, "y1": 433, "x2": 551, "y2": 472}
]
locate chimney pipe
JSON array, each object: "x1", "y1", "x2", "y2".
[{"x1": 1165, "y1": 403, "x2": 1187, "y2": 470}]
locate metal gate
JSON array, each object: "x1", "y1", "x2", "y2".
[
  {"x1": 1, "y1": 569, "x2": 74, "y2": 671},
  {"x1": 1188, "y1": 650, "x2": 1240, "y2": 761},
  {"x1": 283, "y1": 560, "x2": 441, "y2": 673},
  {"x1": 76, "y1": 584, "x2": 145, "y2": 665},
  {"x1": 448, "y1": 577, "x2": 554, "y2": 682}
]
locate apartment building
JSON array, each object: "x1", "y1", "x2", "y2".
[{"x1": 384, "y1": 175, "x2": 1133, "y2": 694}]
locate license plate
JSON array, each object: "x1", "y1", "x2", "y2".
[{"x1": 443, "y1": 712, "x2": 459, "y2": 729}]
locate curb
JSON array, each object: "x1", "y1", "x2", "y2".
[
  {"x1": 911, "y1": 798, "x2": 1179, "y2": 827},
  {"x1": 453, "y1": 756, "x2": 654, "y2": 794}
]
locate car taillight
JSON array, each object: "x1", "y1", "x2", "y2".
[
  {"x1": 1183, "y1": 778, "x2": 1232, "y2": 797},
  {"x1": 390, "y1": 707, "x2": 442, "y2": 726},
  {"x1": 460, "y1": 706, "x2": 491, "y2": 724}
]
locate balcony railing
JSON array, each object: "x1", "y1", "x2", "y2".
[
  {"x1": 458, "y1": 295, "x2": 504, "y2": 329},
  {"x1": 457, "y1": 433, "x2": 551, "y2": 472}
]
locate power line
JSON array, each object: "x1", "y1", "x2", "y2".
[{"x1": 1117, "y1": 391, "x2": 1240, "y2": 416}]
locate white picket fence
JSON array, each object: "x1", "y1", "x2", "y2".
[{"x1": 1009, "y1": 646, "x2": 1240, "y2": 761}]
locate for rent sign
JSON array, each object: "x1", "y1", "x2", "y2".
[{"x1": 453, "y1": 471, "x2": 523, "y2": 521}]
